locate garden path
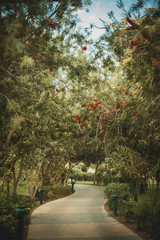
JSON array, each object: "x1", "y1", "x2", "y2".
[{"x1": 27, "y1": 184, "x2": 142, "y2": 240}]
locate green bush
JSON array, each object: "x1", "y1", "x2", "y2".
[
  {"x1": 134, "y1": 201, "x2": 151, "y2": 230},
  {"x1": 0, "y1": 194, "x2": 17, "y2": 240},
  {"x1": 151, "y1": 204, "x2": 160, "y2": 240},
  {"x1": 38, "y1": 185, "x2": 72, "y2": 201},
  {"x1": 104, "y1": 183, "x2": 132, "y2": 209},
  {"x1": 72, "y1": 172, "x2": 83, "y2": 181},
  {"x1": 72, "y1": 172, "x2": 94, "y2": 182},
  {"x1": 86, "y1": 172, "x2": 94, "y2": 181},
  {"x1": 81, "y1": 165, "x2": 88, "y2": 172},
  {"x1": 0, "y1": 192, "x2": 32, "y2": 240},
  {"x1": 111, "y1": 176, "x2": 123, "y2": 183},
  {"x1": 117, "y1": 197, "x2": 136, "y2": 220}
]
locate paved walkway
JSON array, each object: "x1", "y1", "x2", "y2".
[{"x1": 27, "y1": 184, "x2": 142, "y2": 240}]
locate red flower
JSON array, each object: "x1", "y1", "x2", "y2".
[
  {"x1": 104, "y1": 134, "x2": 107, "y2": 138},
  {"x1": 92, "y1": 107, "x2": 96, "y2": 111},
  {"x1": 100, "y1": 120, "x2": 104, "y2": 125},
  {"x1": 82, "y1": 46, "x2": 87, "y2": 50},
  {"x1": 135, "y1": 113, "x2": 140, "y2": 118},
  {"x1": 155, "y1": 60, "x2": 160, "y2": 65},
  {"x1": 56, "y1": 89, "x2": 59, "y2": 93},
  {"x1": 94, "y1": 99, "x2": 98, "y2": 101},
  {"x1": 49, "y1": 66, "x2": 53, "y2": 72},
  {"x1": 101, "y1": 113, "x2": 105, "y2": 117},
  {"x1": 126, "y1": 17, "x2": 139, "y2": 28},
  {"x1": 130, "y1": 40, "x2": 136, "y2": 49},
  {"x1": 81, "y1": 104, "x2": 86, "y2": 107},
  {"x1": 123, "y1": 102, "x2": 129, "y2": 107},
  {"x1": 97, "y1": 101, "x2": 102, "y2": 104},
  {"x1": 80, "y1": 124, "x2": 83, "y2": 129},
  {"x1": 48, "y1": 22, "x2": 56, "y2": 29},
  {"x1": 126, "y1": 16, "x2": 135, "y2": 26},
  {"x1": 117, "y1": 84, "x2": 120, "y2": 86},
  {"x1": 31, "y1": 53, "x2": 39, "y2": 60},
  {"x1": 74, "y1": 116, "x2": 80, "y2": 122},
  {"x1": 87, "y1": 103, "x2": 92, "y2": 107},
  {"x1": 121, "y1": 89, "x2": 128, "y2": 92},
  {"x1": 115, "y1": 104, "x2": 120, "y2": 109},
  {"x1": 99, "y1": 105, "x2": 102, "y2": 109}
]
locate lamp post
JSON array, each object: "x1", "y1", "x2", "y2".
[
  {"x1": 111, "y1": 194, "x2": 118, "y2": 215},
  {"x1": 70, "y1": 175, "x2": 73, "y2": 184},
  {"x1": 39, "y1": 187, "x2": 44, "y2": 205},
  {"x1": 15, "y1": 206, "x2": 27, "y2": 240},
  {"x1": 71, "y1": 180, "x2": 75, "y2": 193}
]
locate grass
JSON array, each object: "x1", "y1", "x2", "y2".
[
  {"x1": 75, "y1": 181, "x2": 104, "y2": 186},
  {"x1": 138, "y1": 183, "x2": 160, "y2": 206},
  {"x1": 75, "y1": 181, "x2": 94, "y2": 185}
]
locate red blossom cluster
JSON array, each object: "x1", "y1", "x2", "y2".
[
  {"x1": 48, "y1": 22, "x2": 56, "y2": 29},
  {"x1": 129, "y1": 36, "x2": 147, "y2": 54},
  {"x1": 49, "y1": 66, "x2": 53, "y2": 72},
  {"x1": 82, "y1": 46, "x2": 87, "y2": 50},
  {"x1": 4, "y1": 177, "x2": 11, "y2": 181},
  {"x1": 74, "y1": 115, "x2": 84, "y2": 129},
  {"x1": 74, "y1": 89, "x2": 140, "y2": 139},
  {"x1": 155, "y1": 60, "x2": 160, "y2": 65},
  {"x1": 126, "y1": 16, "x2": 140, "y2": 30},
  {"x1": 121, "y1": 89, "x2": 128, "y2": 92},
  {"x1": 31, "y1": 53, "x2": 39, "y2": 60}
]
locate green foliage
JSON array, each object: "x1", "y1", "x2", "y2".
[
  {"x1": 96, "y1": 165, "x2": 106, "y2": 184},
  {"x1": 81, "y1": 164, "x2": 88, "y2": 172},
  {"x1": 37, "y1": 185, "x2": 72, "y2": 201},
  {"x1": 134, "y1": 201, "x2": 151, "y2": 230},
  {"x1": 104, "y1": 182, "x2": 132, "y2": 208},
  {"x1": 72, "y1": 171, "x2": 94, "y2": 182},
  {"x1": 117, "y1": 197, "x2": 136, "y2": 220},
  {"x1": 0, "y1": 192, "x2": 32, "y2": 240}
]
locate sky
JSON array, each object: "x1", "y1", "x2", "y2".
[{"x1": 77, "y1": 0, "x2": 156, "y2": 39}]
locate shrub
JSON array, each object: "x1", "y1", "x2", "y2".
[
  {"x1": 81, "y1": 165, "x2": 88, "y2": 172},
  {"x1": 151, "y1": 204, "x2": 160, "y2": 240},
  {"x1": 134, "y1": 201, "x2": 151, "y2": 230},
  {"x1": 117, "y1": 197, "x2": 136, "y2": 220},
  {"x1": 39, "y1": 185, "x2": 72, "y2": 201},
  {"x1": 111, "y1": 176, "x2": 123, "y2": 183},
  {"x1": 0, "y1": 192, "x2": 32, "y2": 240},
  {"x1": 104, "y1": 183, "x2": 132, "y2": 209}
]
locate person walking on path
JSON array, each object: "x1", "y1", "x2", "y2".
[{"x1": 27, "y1": 184, "x2": 142, "y2": 240}]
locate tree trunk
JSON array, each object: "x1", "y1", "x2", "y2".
[
  {"x1": 12, "y1": 158, "x2": 23, "y2": 200},
  {"x1": 65, "y1": 161, "x2": 72, "y2": 186},
  {"x1": 93, "y1": 161, "x2": 99, "y2": 185},
  {"x1": 40, "y1": 160, "x2": 52, "y2": 186},
  {"x1": 30, "y1": 159, "x2": 45, "y2": 199}
]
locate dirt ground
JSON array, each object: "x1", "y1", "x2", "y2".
[{"x1": 104, "y1": 204, "x2": 153, "y2": 240}]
